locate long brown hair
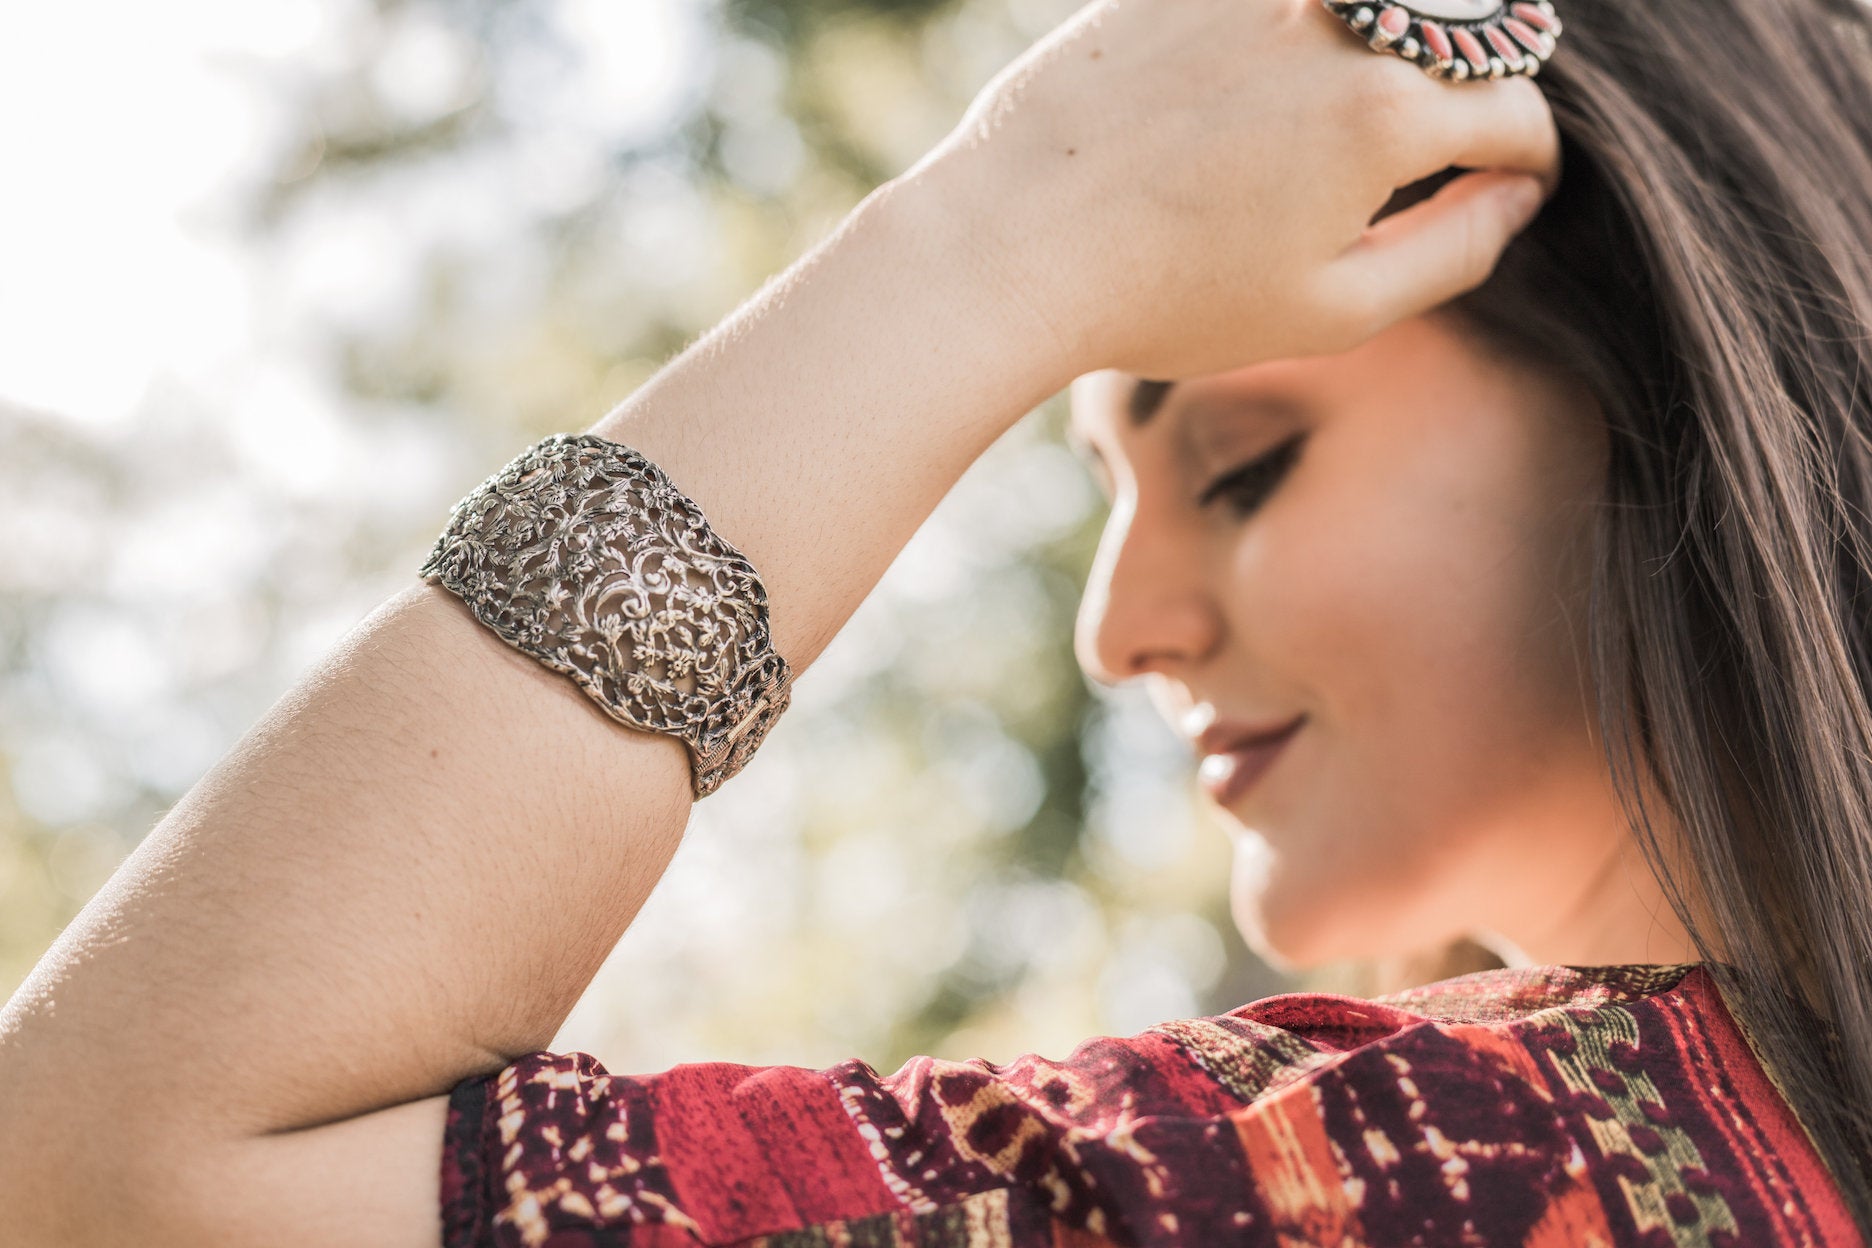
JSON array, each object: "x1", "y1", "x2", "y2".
[{"x1": 1407, "y1": 0, "x2": 1872, "y2": 1223}]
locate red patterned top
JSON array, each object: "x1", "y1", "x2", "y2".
[{"x1": 439, "y1": 962, "x2": 1863, "y2": 1247}]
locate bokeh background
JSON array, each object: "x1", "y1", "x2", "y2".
[{"x1": 0, "y1": 0, "x2": 1353, "y2": 1076}]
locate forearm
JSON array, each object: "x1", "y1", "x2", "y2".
[{"x1": 0, "y1": 169, "x2": 1071, "y2": 1165}]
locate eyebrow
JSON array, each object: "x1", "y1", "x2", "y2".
[
  {"x1": 1066, "y1": 378, "x2": 1178, "y2": 463},
  {"x1": 1127, "y1": 379, "x2": 1179, "y2": 428}
]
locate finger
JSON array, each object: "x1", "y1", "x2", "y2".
[
  {"x1": 1420, "y1": 75, "x2": 1564, "y2": 197},
  {"x1": 1321, "y1": 167, "x2": 1547, "y2": 332},
  {"x1": 1313, "y1": 3, "x2": 1563, "y2": 195}
]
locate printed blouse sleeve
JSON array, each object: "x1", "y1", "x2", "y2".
[
  {"x1": 437, "y1": 1018, "x2": 1317, "y2": 1248},
  {"x1": 439, "y1": 965, "x2": 1840, "y2": 1248}
]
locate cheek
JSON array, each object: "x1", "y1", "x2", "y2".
[{"x1": 1221, "y1": 427, "x2": 1600, "y2": 963}]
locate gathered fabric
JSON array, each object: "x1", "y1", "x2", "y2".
[{"x1": 440, "y1": 962, "x2": 1862, "y2": 1247}]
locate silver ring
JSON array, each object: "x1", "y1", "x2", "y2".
[{"x1": 1321, "y1": 0, "x2": 1563, "y2": 81}]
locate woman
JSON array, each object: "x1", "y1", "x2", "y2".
[{"x1": 2, "y1": 0, "x2": 1868, "y2": 1242}]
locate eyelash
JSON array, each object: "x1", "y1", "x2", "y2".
[{"x1": 1198, "y1": 433, "x2": 1307, "y2": 518}]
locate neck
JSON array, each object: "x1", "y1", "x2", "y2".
[{"x1": 1477, "y1": 835, "x2": 1708, "y2": 969}]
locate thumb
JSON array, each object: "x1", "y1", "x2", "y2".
[{"x1": 1327, "y1": 170, "x2": 1547, "y2": 332}]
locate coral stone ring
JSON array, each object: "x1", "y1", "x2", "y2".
[{"x1": 1321, "y1": 0, "x2": 1563, "y2": 81}]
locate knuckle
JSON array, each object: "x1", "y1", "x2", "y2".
[
  {"x1": 1347, "y1": 64, "x2": 1419, "y2": 137},
  {"x1": 1306, "y1": 273, "x2": 1383, "y2": 355},
  {"x1": 1343, "y1": 290, "x2": 1388, "y2": 348},
  {"x1": 1457, "y1": 206, "x2": 1511, "y2": 292},
  {"x1": 1324, "y1": 61, "x2": 1389, "y2": 126}
]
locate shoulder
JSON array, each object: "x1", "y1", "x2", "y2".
[{"x1": 444, "y1": 962, "x2": 1862, "y2": 1247}]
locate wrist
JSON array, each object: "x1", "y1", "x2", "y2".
[{"x1": 870, "y1": 156, "x2": 1095, "y2": 388}]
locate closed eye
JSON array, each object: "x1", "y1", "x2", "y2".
[{"x1": 1198, "y1": 432, "x2": 1308, "y2": 518}]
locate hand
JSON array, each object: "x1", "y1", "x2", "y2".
[{"x1": 900, "y1": 0, "x2": 1562, "y2": 380}]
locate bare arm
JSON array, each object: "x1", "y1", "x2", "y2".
[
  {"x1": 0, "y1": 0, "x2": 1560, "y2": 1236},
  {"x1": 0, "y1": 168, "x2": 1073, "y2": 1246}
]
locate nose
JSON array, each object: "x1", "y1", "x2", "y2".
[{"x1": 1074, "y1": 495, "x2": 1223, "y2": 688}]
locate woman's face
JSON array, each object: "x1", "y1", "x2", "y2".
[{"x1": 1068, "y1": 311, "x2": 1655, "y2": 970}]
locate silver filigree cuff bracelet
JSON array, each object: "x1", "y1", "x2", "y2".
[{"x1": 418, "y1": 432, "x2": 794, "y2": 800}]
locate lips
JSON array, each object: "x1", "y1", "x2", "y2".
[{"x1": 1196, "y1": 715, "x2": 1305, "y2": 807}]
